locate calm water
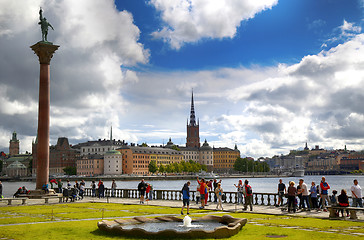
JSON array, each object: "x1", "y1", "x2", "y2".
[{"x1": 1, "y1": 175, "x2": 363, "y2": 198}]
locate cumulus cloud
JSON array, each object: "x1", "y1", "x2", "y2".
[
  {"x1": 149, "y1": 0, "x2": 278, "y2": 49},
  {"x1": 0, "y1": 0, "x2": 149, "y2": 152}
]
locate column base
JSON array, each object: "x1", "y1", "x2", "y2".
[{"x1": 27, "y1": 189, "x2": 60, "y2": 199}]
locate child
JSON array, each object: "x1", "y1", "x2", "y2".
[{"x1": 196, "y1": 185, "x2": 200, "y2": 204}]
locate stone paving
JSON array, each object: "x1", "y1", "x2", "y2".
[{"x1": 1, "y1": 196, "x2": 363, "y2": 221}]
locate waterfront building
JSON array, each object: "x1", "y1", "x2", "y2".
[
  {"x1": 76, "y1": 154, "x2": 104, "y2": 176},
  {"x1": 117, "y1": 146, "x2": 183, "y2": 175},
  {"x1": 32, "y1": 137, "x2": 79, "y2": 176},
  {"x1": 104, "y1": 150, "x2": 123, "y2": 175},
  {"x1": 339, "y1": 153, "x2": 364, "y2": 171},
  {"x1": 213, "y1": 145, "x2": 240, "y2": 173},
  {"x1": 9, "y1": 131, "x2": 19, "y2": 156},
  {"x1": 5, "y1": 160, "x2": 28, "y2": 177},
  {"x1": 75, "y1": 138, "x2": 126, "y2": 156}
]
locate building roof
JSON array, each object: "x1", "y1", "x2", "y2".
[
  {"x1": 7, "y1": 160, "x2": 27, "y2": 169},
  {"x1": 105, "y1": 149, "x2": 121, "y2": 155},
  {"x1": 118, "y1": 146, "x2": 182, "y2": 155}
]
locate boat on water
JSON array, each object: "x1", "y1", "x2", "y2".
[
  {"x1": 197, "y1": 171, "x2": 220, "y2": 179},
  {"x1": 282, "y1": 168, "x2": 305, "y2": 177}
]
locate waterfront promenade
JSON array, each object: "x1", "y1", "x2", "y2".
[{"x1": 1, "y1": 196, "x2": 363, "y2": 221}]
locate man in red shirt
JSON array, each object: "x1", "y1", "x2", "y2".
[{"x1": 197, "y1": 177, "x2": 206, "y2": 209}]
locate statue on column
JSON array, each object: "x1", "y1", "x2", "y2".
[{"x1": 38, "y1": 8, "x2": 54, "y2": 42}]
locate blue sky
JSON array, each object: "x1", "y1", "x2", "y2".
[{"x1": 1, "y1": 0, "x2": 364, "y2": 158}]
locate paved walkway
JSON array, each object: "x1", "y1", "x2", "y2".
[{"x1": 1, "y1": 196, "x2": 363, "y2": 221}]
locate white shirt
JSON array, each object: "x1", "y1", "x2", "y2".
[
  {"x1": 301, "y1": 183, "x2": 309, "y2": 196},
  {"x1": 351, "y1": 184, "x2": 362, "y2": 198}
]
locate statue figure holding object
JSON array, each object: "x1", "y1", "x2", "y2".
[{"x1": 39, "y1": 8, "x2": 54, "y2": 42}]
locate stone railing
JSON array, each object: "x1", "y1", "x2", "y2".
[{"x1": 84, "y1": 188, "x2": 281, "y2": 206}]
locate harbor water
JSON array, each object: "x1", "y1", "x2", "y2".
[{"x1": 1, "y1": 175, "x2": 363, "y2": 198}]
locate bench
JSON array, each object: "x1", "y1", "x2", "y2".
[
  {"x1": 42, "y1": 196, "x2": 64, "y2": 204},
  {"x1": 0, "y1": 198, "x2": 28, "y2": 205},
  {"x1": 327, "y1": 206, "x2": 363, "y2": 219}
]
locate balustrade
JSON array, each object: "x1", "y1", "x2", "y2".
[{"x1": 84, "y1": 188, "x2": 280, "y2": 206}]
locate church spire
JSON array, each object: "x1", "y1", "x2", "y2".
[{"x1": 189, "y1": 90, "x2": 196, "y2": 126}]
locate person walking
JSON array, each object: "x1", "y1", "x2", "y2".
[
  {"x1": 181, "y1": 181, "x2": 190, "y2": 215},
  {"x1": 309, "y1": 181, "x2": 318, "y2": 210},
  {"x1": 215, "y1": 182, "x2": 224, "y2": 211},
  {"x1": 351, "y1": 179, "x2": 363, "y2": 207},
  {"x1": 287, "y1": 181, "x2": 297, "y2": 213},
  {"x1": 234, "y1": 180, "x2": 244, "y2": 205},
  {"x1": 138, "y1": 179, "x2": 147, "y2": 204},
  {"x1": 243, "y1": 180, "x2": 253, "y2": 211},
  {"x1": 320, "y1": 176, "x2": 330, "y2": 212},
  {"x1": 277, "y1": 179, "x2": 286, "y2": 207},
  {"x1": 197, "y1": 177, "x2": 207, "y2": 209},
  {"x1": 213, "y1": 179, "x2": 218, "y2": 202},
  {"x1": 111, "y1": 179, "x2": 117, "y2": 197}
]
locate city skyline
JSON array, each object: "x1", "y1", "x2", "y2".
[{"x1": 1, "y1": 0, "x2": 364, "y2": 158}]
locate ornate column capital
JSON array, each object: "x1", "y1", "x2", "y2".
[{"x1": 30, "y1": 42, "x2": 59, "y2": 65}]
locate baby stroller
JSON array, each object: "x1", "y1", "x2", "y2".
[{"x1": 69, "y1": 187, "x2": 81, "y2": 202}]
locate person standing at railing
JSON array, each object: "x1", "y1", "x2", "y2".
[
  {"x1": 98, "y1": 181, "x2": 105, "y2": 198},
  {"x1": 298, "y1": 179, "x2": 310, "y2": 211},
  {"x1": 215, "y1": 183, "x2": 224, "y2": 211},
  {"x1": 320, "y1": 176, "x2": 330, "y2": 212},
  {"x1": 181, "y1": 181, "x2": 190, "y2": 215},
  {"x1": 277, "y1": 179, "x2": 286, "y2": 207},
  {"x1": 138, "y1": 179, "x2": 147, "y2": 204},
  {"x1": 234, "y1": 180, "x2": 244, "y2": 205},
  {"x1": 91, "y1": 181, "x2": 96, "y2": 197},
  {"x1": 309, "y1": 181, "x2": 318, "y2": 210},
  {"x1": 287, "y1": 181, "x2": 297, "y2": 213},
  {"x1": 351, "y1": 179, "x2": 362, "y2": 207},
  {"x1": 243, "y1": 180, "x2": 253, "y2": 211},
  {"x1": 111, "y1": 179, "x2": 117, "y2": 197},
  {"x1": 197, "y1": 177, "x2": 207, "y2": 209}
]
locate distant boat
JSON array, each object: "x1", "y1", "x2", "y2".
[
  {"x1": 197, "y1": 171, "x2": 219, "y2": 179},
  {"x1": 282, "y1": 168, "x2": 305, "y2": 177}
]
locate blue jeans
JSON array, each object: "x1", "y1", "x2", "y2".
[
  {"x1": 302, "y1": 195, "x2": 310, "y2": 209},
  {"x1": 237, "y1": 192, "x2": 243, "y2": 204},
  {"x1": 352, "y1": 198, "x2": 363, "y2": 207}
]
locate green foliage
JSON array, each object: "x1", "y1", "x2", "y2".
[
  {"x1": 158, "y1": 164, "x2": 165, "y2": 173},
  {"x1": 154, "y1": 160, "x2": 207, "y2": 174},
  {"x1": 234, "y1": 157, "x2": 270, "y2": 173},
  {"x1": 140, "y1": 142, "x2": 148, "y2": 147},
  {"x1": 63, "y1": 166, "x2": 76, "y2": 175},
  {"x1": 171, "y1": 145, "x2": 180, "y2": 151},
  {"x1": 148, "y1": 160, "x2": 158, "y2": 173}
]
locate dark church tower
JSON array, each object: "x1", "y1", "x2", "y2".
[
  {"x1": 186, "y1": 91, "x2": 200, "y2": 148},
  {"x1": 9, "y1": 131, "x2": 20, "y2": 156}
]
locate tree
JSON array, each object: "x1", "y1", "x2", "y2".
[
  {"x1": 148, "y1": 160, "x2": 158, "y2": 173},
  {"x1": 63, "y1": 166, "x2": 76, "y2": 175},
  {"x1": 171, "y1": 145, "x2": 180, "y2": 151},
  {"x1": 141, "y1": 142, "x2": 148, "y2": 147},
  {"x1": 159, "y1": 164, "x2": 165, "y2": 173},
  {"x1": 234, "y1": 157, "x2": 245, "y2": 172}
]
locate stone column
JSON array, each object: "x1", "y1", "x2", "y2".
[{"x1": 31, "y1": 42, "x2": 59, "y2": 190}]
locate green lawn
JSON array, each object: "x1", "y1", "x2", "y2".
[{"x1": 0, "y1": 203, "x2": 363, "y2": 240}]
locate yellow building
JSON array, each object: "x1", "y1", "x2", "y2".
[{"x1": 213, "y1": 145, "x2": 240, "y2": 173}]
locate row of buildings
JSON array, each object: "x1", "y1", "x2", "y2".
[{"x1": 1, "y1": 92, "x2": 240, "y2": 177}]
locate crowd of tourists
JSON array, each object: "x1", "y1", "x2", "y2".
[
  {"x1": 276, "y1": 177, "x2": 362, "y2": 216},
  {"x1": 180, "y1": 177, "x2": 254, "y2": 215}
]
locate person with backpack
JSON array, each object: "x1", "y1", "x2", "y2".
[
  {"x1": 320, "y1": 176, "x2": 330, "y2": 212},
  {"x1": 243, "y1": 180, "x2": 253, "y2": 211},
  {"x1": 181, "y1": 181, "x2": 190, "y2": 215},
  {"x1": 330, "y1": 190, "x2": 338, "y2": 206}
]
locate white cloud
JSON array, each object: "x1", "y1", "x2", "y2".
[
  {"x1": 0, "y1": 0, "x2": 149, "y2": 151},
  {"x1": 149, "y1": 0, "x2": 278, "y2": 49}
]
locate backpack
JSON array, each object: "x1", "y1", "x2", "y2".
[
  {"x1": 246, "y1": 185, "x2": 252, "y2": 195},
  {"x1": 330, "y1": 195, "x2": 337, "y2": 204}
]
